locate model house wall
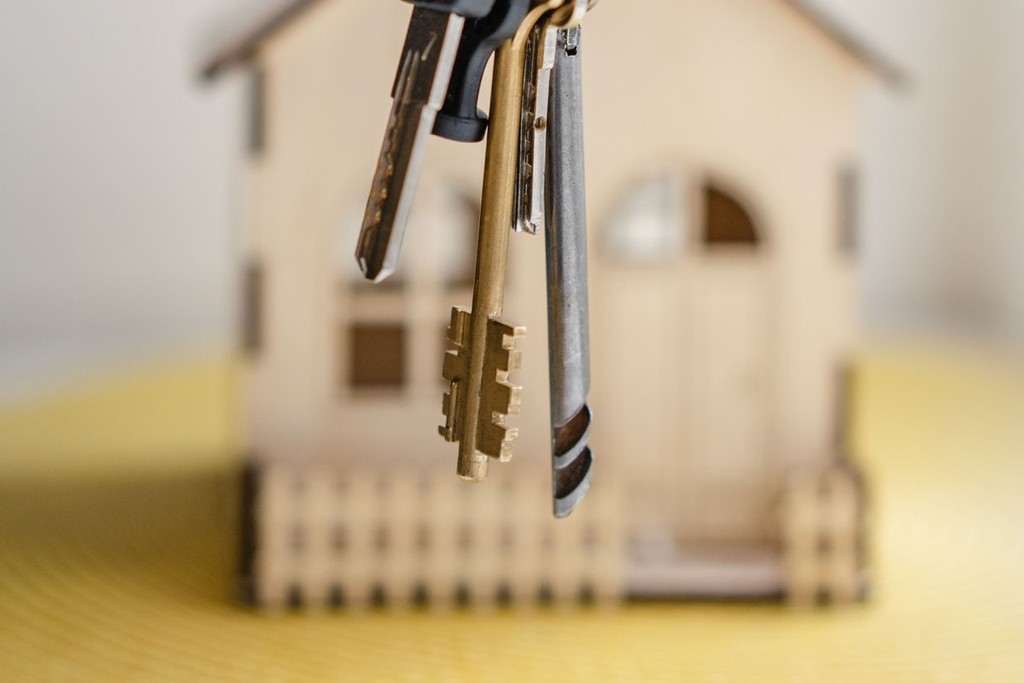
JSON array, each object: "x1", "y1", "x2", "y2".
[{"x1": 206, "y1": 0, "x2": 899, "y2": 606}]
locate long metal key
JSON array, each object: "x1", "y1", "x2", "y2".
[
  {"x1": 355, "y1": 3, "x2": 494, "y2": 283},
  {"x1": 512, "y1": 0, "x2": 588, "y2": 234},
  {"x1": 544, "y1": 25, "x2": 593, "y2": 517},
  {"x1": 441, "y1": 1, "x2": 573, "y2": 482}
]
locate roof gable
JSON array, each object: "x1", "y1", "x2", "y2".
[
  {"x1": 202, "y1": 0, "x2": 906, "y2": 86},
  {"x1": 202, "y1": 0, "x2": 322, "y2": 80},
  {"x1": 778, "y1": 0, "x2": 906, "y2": 87}
]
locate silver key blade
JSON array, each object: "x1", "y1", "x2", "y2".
[
  {"x1": 545, "y1": 26, "x2": 592, "y2": 518},
  {"x1": 356, "y1": 8, "x2": 464, "y2": 283},
  {"x1": 513, "y1": 24, "x2": 558, "y2": 234}
]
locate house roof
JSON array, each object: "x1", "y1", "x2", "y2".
[
  {"x1": 201, "y1": 0, "x2": 907, "y2": 86},
  {"x1": 201, "y1": 0, "x2": 322, "y2": 81},
  {"x1": 777, "y1": 0, "x2": 907, "y2": 87}
]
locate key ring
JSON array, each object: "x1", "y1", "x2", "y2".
[{"x1": 550, "y1": 0, "x2": 594, "y2": 28}]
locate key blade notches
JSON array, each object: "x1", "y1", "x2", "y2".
[
  {"x1": 356, "y1": 8, "x2": 464, "y2": 283},
  {"x1": 440, "y1": 308, "x2": 524, "y2": 481},
  {"x1": 440, "y1": 307, "x2": 472, "y2": 444},
  {"x1": 478, "y1": 319, "x2": 525, "y2": 463},
  {"x1": 513, "y1": 24, "x2": 557, "y2": 234}
]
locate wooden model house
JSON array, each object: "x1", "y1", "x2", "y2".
[{"x1": 203, "y1": 0, "x2": 903, "y2": 609}]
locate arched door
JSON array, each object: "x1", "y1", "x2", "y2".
[{"x1": 596, "y1": 174, "x2": 774, "y2": 550}]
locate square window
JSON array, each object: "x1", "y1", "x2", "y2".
[{"x1": 348, "y1": 324, "x2": 407, "y2": 389}]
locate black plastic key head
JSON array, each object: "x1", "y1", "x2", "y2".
[
  {"x1": 405, "y1": 0, "x2": 498, "y2": 19},
  {"x1": 432, "y1": 0, "x2": 533, "y2": 142}
]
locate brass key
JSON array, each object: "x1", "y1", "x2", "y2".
[{"x1": 440, "y1": 1, "x2": 571, "y2": 481}]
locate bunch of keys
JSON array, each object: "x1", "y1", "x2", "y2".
[{"x1": 356, "y1": 0, "x2": 595, "y2": 517}]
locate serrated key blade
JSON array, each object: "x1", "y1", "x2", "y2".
[
  {"x1": 513, "y1": 24, "x2": 557, "y2": 234},
  {"x1": 356, "y1": 8, "x2": 464, "y2": 283}
]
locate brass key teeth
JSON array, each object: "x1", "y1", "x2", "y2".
[
  {"x1": 438, "y1": 380, "x2": 461, "y2": 442},
  {"x1": 439, "y1": 308, "x2": 525, "y2": 466},
  {"x1": 479, "y1": 320, "x2": 525, "y2": 462},
  {"x1": 440, "y1": 307, "x2": 472, "y2": 444}
]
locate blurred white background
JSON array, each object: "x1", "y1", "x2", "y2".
[
  {"x1": 817, "y1": 0, "x2": 1024, "y2": 340},
  {"x1": 1, "y1": 0, "x2": 1022, "y2": 398}
]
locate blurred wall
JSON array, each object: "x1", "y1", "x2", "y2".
[
  {"x1": 1, "y1": 0, "x2": 1021, "y2": 399},
  {"x1": 814, "y1": 0, "x2": 1024, "y2": 339},
  {"x1": 0, "y1": 0, "x2": 262, "y2": 397}
]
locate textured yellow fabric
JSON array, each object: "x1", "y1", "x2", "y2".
[
  {"x1": 0, "y1": 355, "x2": 238, "y2": 479},
  {"x1": 1, "y1": 347, "x2": 1023, "y2": 682}
]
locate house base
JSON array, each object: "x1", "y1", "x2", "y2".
[{"x1": 626, "y1": 539, "x2": 785, "y2": 600}]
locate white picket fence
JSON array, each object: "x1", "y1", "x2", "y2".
[
  {"x1": 252, "y1": 464, "x2": 624, "y2": 610},
  {"x1": 781, "y1": 464, "x2": 866, "y2": 606}
]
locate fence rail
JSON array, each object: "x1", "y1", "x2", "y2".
[{"x1": 253, "y1": 464, "x2": 624, "y2": 610}]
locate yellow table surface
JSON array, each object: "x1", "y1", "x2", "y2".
[{"x1": 1, "y1": 346, "x2": 1023, "y2": 682}]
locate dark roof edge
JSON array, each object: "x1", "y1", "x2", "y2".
[
  {"x1": 779, "y1": 0, "x2": 909, "y2": 88},
  {"x1": 202, "y1": 0, "x2": 323, "y2": 81},
  {"x1": 202, "y1": 0, "x2": 910, "y2": 88}
]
